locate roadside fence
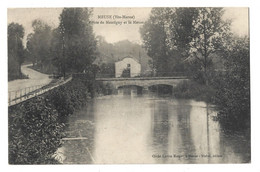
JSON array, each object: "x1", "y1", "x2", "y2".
[{"x1": 8, "y1": 76, "x2": 72, "y2": 106}]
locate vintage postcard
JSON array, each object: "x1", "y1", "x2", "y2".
[{"x1": 7, "y1": 7, "x2": 250, "y2": 164}]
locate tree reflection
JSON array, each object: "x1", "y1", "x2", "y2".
[
  {"x1": 150, "y1": 100, "x2": 170, "y2": 163},
  {"x1": 174, "y1": 100, "x2": 195, "y2": 163}
]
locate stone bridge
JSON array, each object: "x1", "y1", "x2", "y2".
[{"x1": 95, "y1": 76, "x2": 188, "y2": 90}]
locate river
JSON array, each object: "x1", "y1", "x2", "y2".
[{"x1": 55, "y1": 87, "x2": 250, "y2": 164}]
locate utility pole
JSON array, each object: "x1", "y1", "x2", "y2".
[{"x1": 139, "y1": 51, "x2": 141, "y2": 63}]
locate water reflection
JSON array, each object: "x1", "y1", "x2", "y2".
[
  {"x1": 57, "y1": 87, "x2": 250, "y2": 164},
  {"x1": 150, "y1": 100, "x2": 170, "y2": 163},
  {"x1": 118, "y1": 85, "x2": 142, "y2": 96}
]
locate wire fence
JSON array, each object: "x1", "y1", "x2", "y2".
[{"x1": 8, "y1": 77, "x2": 72, "y2": 107}]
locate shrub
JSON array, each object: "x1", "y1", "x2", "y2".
[
  {"x1": 9, "y1": 96, "x2": 65, "y2": 164},
  {"x1": 215, "y1": 37, "x2": 250, "y2": 131},
  {"x1": 95, "y1": 82, "x2": 114, "y2": 96},
  {"x1": 173, "y1": 80, "x2": 216, "y2": 103},
  {"x1": 45, "y1": 80, "x2": 91, "y2": 121},
  {"x1": 9, "y1": 79, "x2": 92, "y2": 164}
]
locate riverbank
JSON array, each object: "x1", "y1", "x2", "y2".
[
  {"x1": 172, "y1": 78, "x2": 250, "y2": 133},
  {"x1": 8, "y1": 79, "x2": 93, "y2": 164},
  {"x1": 172, "y1": 80, "x2": 216, "y2": 103}
]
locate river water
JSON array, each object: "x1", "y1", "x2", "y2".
[{"x1": 55, "y1": 87, "x2": 250, "y2": 164}]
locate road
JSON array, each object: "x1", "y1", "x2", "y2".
[{"x1": 8, "y1": 64, "x2": 52, "y2": 102}]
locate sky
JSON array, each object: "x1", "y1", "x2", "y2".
[{"x1": 7, "y1": 7, "x2": 249, "y2": 45}]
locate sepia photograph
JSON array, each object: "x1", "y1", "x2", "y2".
[{"x1": 7, "y1": 6, "x2": 250, "y2": 165}]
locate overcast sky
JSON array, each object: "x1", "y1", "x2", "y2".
[{"x1": 7, "y1": 7, "x2": 249, "y2": 45}]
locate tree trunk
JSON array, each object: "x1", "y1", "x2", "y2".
[
  {"x1": 204, "y1": 65, "x2": 208, "y2": 86},
  {"x1": 18, "y1": 64, "x2": 22, "y2": 77}
]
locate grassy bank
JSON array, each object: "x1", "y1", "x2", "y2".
[{"x1": 8, "y1": 79, "x2": 92, "y2": 164}]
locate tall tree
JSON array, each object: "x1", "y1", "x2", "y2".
[
  {"x1": 140, "y1": 8, "x2": 198, "y2": 76},
  {"x1": 50, "y1": 28, "x2": 65, "y2": 76},
  {"x1": 188, "y1": 8, "x2": 231, "y2": 85},
  {"x1": 8, "y1": 22, "x2": 25, "y2": 80},
  {"x1": 140, "y1": 8, "x2": 171, "y2": 76},
  {"x1": 167, "y1": 8, "x2": 199, "y2": 74},
  {"x1": 56, "y1": 8, "x2": 97, "y2": 76},
  {"x1": 26, "y1": 19, "x2": 53, "y2": 69},
  {"x1": 169, "y1": 8, "x2": 199, "y2": 55}
]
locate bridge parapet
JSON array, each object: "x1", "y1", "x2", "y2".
[
  {"x1": 96, "y1": 77, "x2": 188, "y2": 89},
  {"x1": 96, "y1": 76, "x2": 187, "y2": 81}
]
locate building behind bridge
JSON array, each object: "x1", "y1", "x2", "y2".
[{"x1": 115, "y1": 55, "x2": 141, "y2": 78}]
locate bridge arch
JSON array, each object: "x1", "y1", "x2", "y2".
[
  {"x1": 115, "y1": 82, "x2": 145, "y2": 89},
  {"x1": 114, "y1": 81, "x2": 179, "y2": 89},
  {"x1": 117, "y1": 84, "x2": 144, "y2": 95},
  {"x1": 148, "y1": 84, "x2": 174, "y2": 95},
  {"x1": 147, "y1": 83, "x2": 174, "y2": 88},
  {"x1": 117, "y1": 84, "x2": 143, "y2": 89}
]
